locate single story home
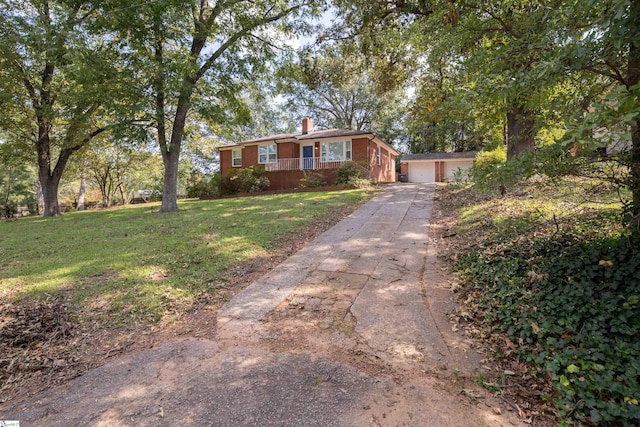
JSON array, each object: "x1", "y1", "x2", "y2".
[
  {"x1": 400, "y1": 152, "x2": 477, "y2": 183},
  {"x1": 218, "y1": 118, "x2": 398, "y2": 190}
]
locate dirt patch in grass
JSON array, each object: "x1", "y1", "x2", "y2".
[{"x1": 0, "y1": 201, "x2": 371, "y2": 408}]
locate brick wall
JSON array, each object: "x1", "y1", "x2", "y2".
[
  {"x1": 352, "y1": 137, "x2": 369, "y2": 163},
  {"x1": 220, "y1": 150, "x2": 232, "y2": 175},
  {"x1": 244, "y1": 145, "x2": 258, "y2": 167},
  {"x1": 266, "y1": 169, "x2": 337, "y2": 190},
  {"x1": 370, "y1": 146, "x2": 395, "y2": 182},
  {"x1": 278, "y1": 142, "x2": 299, "y2": 159}
]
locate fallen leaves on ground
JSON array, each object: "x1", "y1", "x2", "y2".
[
  {"x1": 0, "y1": 296, "x2": 85, "y2": 404},
  {"x1": 0, "y1": 199, "x2": 371, "y2": 409},
  {"x1": 431, "y1": 183, "x2": 557, "y2": 426}
]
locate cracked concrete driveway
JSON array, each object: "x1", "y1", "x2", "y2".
[{"x1": 2, "y1": 184, "x2": 523, "y2": 426}]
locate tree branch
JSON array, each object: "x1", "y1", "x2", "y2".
[
  {"x1": 483, "y1": 7, "x2": 521, "y2": 39},
  {"x1": 582, "y1": 65, "x2": 624, "y2": 83},
  {"x1": 195, "y1": 2, "x2": 311, "y2": 82},
  {"x1": 247, "y1": 32, "x2": 285, "y2": 51},
  {"x1": 14, "y1": 60, "x2": 40, "y2": 110}
]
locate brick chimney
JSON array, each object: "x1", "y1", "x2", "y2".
[{"x1": 302, "y1": 117, "x2": 313, "y2": 134}]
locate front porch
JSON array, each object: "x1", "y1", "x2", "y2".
[
  {"x1": 264, "y1": 157, "x2": 348, "y2": 172},
  {"x1": 263, "y1": 158, "x2": 371, "y2": 191}
]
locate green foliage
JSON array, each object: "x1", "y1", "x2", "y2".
[
  {"x1": 277, "y1": 42, "x2": 407, "y2": 148},
  {"x1": 237, "y1": 166, "x2": 270, "y2": 193},
  {"x1": 469, "y1": 146, "x2": 508, "y2": 189},
  {"x1": 219, "y1": 169, "x2": 241, "y2": 195},
  {"x1": 186, "y1": 172, "x2": 221, "y2": 199},
  {"x1": 450, "y1": 167, "x2": 470, "y2": 185},
  {"x1": 0, "y1": 164, "x2": 37, "y2": 218},
  {"x1": 477, "y1": 145, "x2": 507, "y2": 164},
  {"x1": 455, "y1": 233, "x2": 640, "y2": 424},
  {"x1": 346, "y1": 177, "x2": 372, "y2": 189},
  {"x1": 0, "y1": 0, "x2": 133, "y2": 215},
  {"x1": 299, "y1": 171, "x2": 327, "y2": 188},
  {"x1": 220, "y1": 166, "x2": 270, "y2": 195},
  {"x1": 335, "y1": 161, "x2": 367, "y2": 185}
]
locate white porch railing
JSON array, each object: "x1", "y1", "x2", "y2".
[{"x1": 264, "y1": 157, "x2": 351, "y2": 172}]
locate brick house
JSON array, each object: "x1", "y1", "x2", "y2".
[{"x1": 218, "y1": 118, "x2": 398, "y2": 190}]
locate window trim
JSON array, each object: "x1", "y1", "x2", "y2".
[
  {"x1": 376, "y1": 146, "x2": 382, "y2": 166},
  {"x1": 320, "y1": 140, "x2": 352, "y2": 162},
  {"x1": 232, "y1": 149, "x2": 242, "y2": 167},
  {"x1": 258, "y1": 143, "x2": 277, "y2": 164}
]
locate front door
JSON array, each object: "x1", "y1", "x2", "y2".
[{"x1": 303, "y1": 145, "x2": 313, "y2": 170}]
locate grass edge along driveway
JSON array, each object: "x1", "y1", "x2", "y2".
[{"x1": 0, "y1": 189, "x2": 375, "y2": 326}]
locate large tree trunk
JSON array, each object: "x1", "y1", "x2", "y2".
[
  {"x1": 160, "y1": 149, "x2": 180, "y2": 212},
  {"x1": 39, "y1": 172, "x2": 62, "y2": 217},
  {"x1": 627, "y1": 0, "x2": 640, "y2": 231},
  {"x1": 631, "y1": 116, "x2": 640, "y2": 230},
  {"x1": 159, "y1": 85, "x2": 193, "y2": 213},
  {"x1": 37, "y1": 136, "x2": 75, "y2": 217},
  {"x1": 36, "y1": 130, "x2": 62, "y2": 217},
  {"x1": 506, "y1": 103, "x2": 536, "y2": 158}
]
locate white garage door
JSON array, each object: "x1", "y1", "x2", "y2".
[
  {"x1": 408, "y1": 161, "x2": 435, "y2": 183},
  {"x1": 444, "y1": 160, "x2": 474, "y2": 181}
]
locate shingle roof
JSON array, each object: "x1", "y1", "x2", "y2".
[
  {"x1": 229, "y1": 132, "x2": 298, "y2": 144},
  {"x1": 221, "y1": 128, "x2": 371, "y2": 145},
  {"x1": 402, "y1": 151, "x2": 477, "y2": 161},
  {"x1": 219, "y1": 128, "x2": 398, "y2": 155},
  {"x1": 296, "y1": 129, "x2": 370, "y2": 140}
]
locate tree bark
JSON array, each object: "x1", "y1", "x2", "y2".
[
  {"x1": 506, "y1": 103, "x2": 536, "y2": 158},
  {"x1": 40, "y1": 173, "x2": 62, "y2": 216},
  {"x1": 160, "y1": 149, "x2": 180, "y2": 212},
  {"x1": 627, "y1": 67, "x2": 640, "y2": 229},
  {"x1": 77, "y1": 176, "x2": 86, "y2": 211},
  {"x1": 631, "y1": 115, "x2": 640, "y2": 231},
  {"x1": 627, "y1": 1, "x2": 640, "y2": 231},
  {"x1": 77, "y1": 163, "x2": 87, "y2": 211},
  {"x1": 118, "y1": 175, "x2": 128, "y2": 205},
  {"x1": 4, "y1": 168, "x2": 12, "y2": 207},
  {"x1": 152, "y1": 3, "x2": 306, "y2": 212},
  {"x1": 36, "y1": 128, "x2": 60, "y2": 217},
  {"x1": 36, "y1": 181, "x2": 44, "y2": 215},
  {"x1": 160, "y1": 88, "x2": 192, "y2": 212}
]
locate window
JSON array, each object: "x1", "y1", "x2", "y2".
[
  {"x1": 321, "y1": 141, "x2": 352, "y2": 161},
  {"x1": 377, "y1": 146, "x2": 381, "y2": 166},
  {"x1": 258, "y1": 144, "x2": 277, "y2": 164},
  {"x1": 388, "y1": 154, "x2": 393, "y2": 171},
  {"x1": 232, "y1": 149, "x2": 242, "y2": 167}
]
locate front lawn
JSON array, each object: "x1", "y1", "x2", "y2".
[{"x1": 0, "y1": 190, "x2": 372, "y2": 325}]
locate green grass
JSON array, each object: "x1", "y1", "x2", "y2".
[
  {"x1": 0, "y1": 190, "x2": 372, "y2": 325},
  {"x1": 445, "y1": 177, "x2": 639, "y2": 425},
  {"x1": 455, "y1": 176, "x2": 627, "y2": 241}
]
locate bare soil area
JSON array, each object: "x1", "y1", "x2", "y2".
[
  {"x1": 1, "y1": 186, "x2": 556, "y2": 426},
  {"x1": 0, "y1": 203, "x2": 363, "y2": 409}
]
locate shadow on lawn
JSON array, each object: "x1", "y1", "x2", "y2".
[{"x1": 0, "y1": 194, "x2": 341, "y2": 324}]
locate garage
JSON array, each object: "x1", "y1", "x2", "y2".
[
  {"x1": 401, "y1": 152, "x2": 477, "y2": 183},
  {"x1": 407, "y1": 160, "x2": 435, "y2": 183}
]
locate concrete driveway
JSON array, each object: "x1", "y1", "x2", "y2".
[{"x1": 3, "y1": 184, "x2": 522, "y2": 426}]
